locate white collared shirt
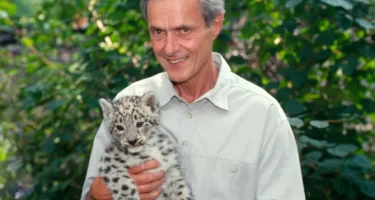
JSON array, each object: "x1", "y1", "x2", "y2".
[{"x1": 81, "y1": 52, "x2": 306, "y2": 200}]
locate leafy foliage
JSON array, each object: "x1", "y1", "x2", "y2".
[{"x1": 0, "y1": 0, "x2": 374, "y2": 199}]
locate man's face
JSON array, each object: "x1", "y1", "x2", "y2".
[{"x1": 147, "y1": 0, "x2": 222, "y2": 83}]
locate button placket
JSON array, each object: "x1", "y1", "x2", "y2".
[
  {"x1": 182, "y1": 108, "x2": 193, "y2": 149},
  {"x1": 185, "y1": 112, "x2": 192, "y2": 118},
  {"x1": 178, "y1": 107, "x2": 195, "y2": 176}
]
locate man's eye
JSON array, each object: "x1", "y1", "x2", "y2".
[
  {"x1": 116, "y1": 125, "x2": 124, "y2": 131},
  {"x1": 136, "y1": 122, "x2": 144, "y2": 128},
  {"x1": 154, "y1": 30, "x2": 162, "y2": 34},
  {"x1": 182, "y1": 28, "x2": 189, "y2": 33}
]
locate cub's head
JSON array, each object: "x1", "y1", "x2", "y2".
[{"x1": 99, "y1": 91, "x2": 160, "y2": 147}]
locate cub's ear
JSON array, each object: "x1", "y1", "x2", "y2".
[
  {"x1": 99, "y1": 98, "x2": 114, "y2": 121},
  {"x1": 141, "y1": 91, "x2": 160, "y2": 114}
]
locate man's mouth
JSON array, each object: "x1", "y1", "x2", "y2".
[{"x1": 168, "y1": 57, "x2": 187, "y2": 64}]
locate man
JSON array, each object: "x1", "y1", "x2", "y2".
[{"x1": 81, "y1": 0, "x2": 306, "y2": 199}]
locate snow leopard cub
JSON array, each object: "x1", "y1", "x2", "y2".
[{"x1": 98, "y1": 91, "x2": 193, "y2": 200}]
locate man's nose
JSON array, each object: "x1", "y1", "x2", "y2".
[{"x1": 163, "y1": 33, "x2": 179, "y2": 56}]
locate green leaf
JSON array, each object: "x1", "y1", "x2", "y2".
[
  {"x1": 0, "y1": 2, "x2": 17, "y2": 16},
  {"x1": 305, "y1": 151, "x2": 323, "y2": 161},
  {"x1": 340, "y1": 55, "x2": 358, "y2": 76},
  {"x1": 360, "y1": 181, "x2": 375, "y2": 198},
  {"x1": 310, "y1": 120, "x2": 329, "y2": 128},
  {"x1": 341, "y1": 63, "x2": 355, "y2": 75},
  {"x1": 217, "y1": 32, "x2": 231, "y2": 43},
  {"x1": 320, "y1": 159, "x2": 344, "y2": 168},
  {"x1": 316, "y1": 50, "x2": 332, "y2": 62},
  {"x1": 43, "y1": 137, "x2": 56, "y2": 153},
  {"x1": 318, "y1": 159, "x2": 344, "y2": 174},
  {"x1": 0, "y1": 147, "x2": 6, "y2": 161},
  {"x1": 45, "y1": 99, "x2": 66, "y2": 111},
  {"x1": 359, "y1": 46, "x2": 375, "y2": 58},
  {"x1": 289, "y1": 117, "x2": 304, "y2": 128},
  {"x1": 343, "y1": 167, "x2": 362, "y2": 185},
  {"x1": 355, "y1": 18, "x2": 375, "y2": 29},
  {"x1": 360, "y1": 99, "x2": 375, "y2": 112},
  {"x1": 337, "y1": 12, "x2": 352, "y2": 29},
  {"x1": 297, "y1": 47, "x2": 314, "y2": 60},
  {"x1": 299, "y1": 135, "x2": 335, "y2": 148},
  {"x1": 264, "y1": 82, "x2": 279, "y2": 90},
  {"x1": 276, "y1": 88, "x2": 293, "y2": 101},
  {"x1": 327, "y1": 144, "x2": 358, "y2": 157},
  {"x1": 284, "y1": 19, "x2": 298, "y2": 32},
  {"x1": 284, "y1": 99, "x2": 306, "y2": 116},
  {"x1": 289, "y1": 69, "x2": 308, "y2": 88},
  {"x1": 6, "y1": 158, "x2": 22, "y2": 172},
  {"x1": 285, "y1": 0, "x2": 303, "y2": 8},
  {"x1": 320, "y1": 0, "x2": 353, "y2": 10},
  {"x1": 333, "y1": 178, "x2": 351, "y2": 195},
  {"x1": 61, "y1": 179, "x2": 72, "y2": 190},
  {"x1": 21, "y1": 37, "x2": 34, "y2": 48},
  {"x1": 316, "y1": 31, "x2": 335, "y2": 45},
  {"x1": 350, "y1": 155, "x2": 373, "y2": 169},
  {"x1": 352, "y1": 0, "x2": 369, "y2": 3}
]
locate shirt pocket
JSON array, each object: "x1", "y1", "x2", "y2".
[{"x1": 204, "y1": 158, "x2": 258, "y2": 200}]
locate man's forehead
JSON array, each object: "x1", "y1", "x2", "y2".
[{"x1": 146, "y1": 0, "x2": 204, "y2": 27}]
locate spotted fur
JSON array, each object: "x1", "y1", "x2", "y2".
[{"x1": 98, "y1": 92, "x2": 193, "y2": 200}]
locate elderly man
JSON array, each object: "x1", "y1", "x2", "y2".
[{"x1": 81, "y1": 0, "x2": 306, "y2": 199}]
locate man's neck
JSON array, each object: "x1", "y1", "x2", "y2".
[{"x1": 173, "y1": 62, "x2": 219, "y2": 104}]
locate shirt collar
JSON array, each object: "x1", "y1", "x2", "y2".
[
  {"x1": 157, "y1": 73, "x2": 179, "y2": 107},
  {"x1": 157, "y1": 52, "x2": 232, "y2": 111},
  {"x1": 201, "y1": 52, "x2": 231, "y2": 111}
]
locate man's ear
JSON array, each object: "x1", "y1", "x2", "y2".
[
  {"x1": 99, "y1": 98, "x2": 114, "y2": 121},
  {"x1": 212, "y1": 12, "x2": 223, "y2": 40}
]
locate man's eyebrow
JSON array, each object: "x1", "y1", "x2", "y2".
[
  {"x1": 174, "y1": 25, "x2": 190, "y2": 29},
  {"x1": 149, "y1": 26, "x2": 163, "y2": 30},
  {"x1": 149, "y1": 25, "x2": 192, "y2": 31}
]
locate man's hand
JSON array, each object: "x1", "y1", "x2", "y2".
[
  {"x1": 87, "y1": 177, "x2": 112, "y2": 200},
  {"x1": 129, "y1": 159, "x2": 165, "y2": 200}
]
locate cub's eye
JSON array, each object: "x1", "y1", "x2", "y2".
[
  {"x1": 116, "y1": 125, "x2": 124, "y2": 131},
  {"x1": 136, "y1": 122, "x2": 144, "y2": 128}
]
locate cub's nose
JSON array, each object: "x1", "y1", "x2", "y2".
[{"x1": 128, "y1": 140, "x2": 137, "y2": 146}]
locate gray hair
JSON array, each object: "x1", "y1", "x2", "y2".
[{"x1": 140, "y1": 0, "x2": 225, "y2": 27}]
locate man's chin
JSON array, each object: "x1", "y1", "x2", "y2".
[{"x1": 169, "y1": 76, "x2": 190, "y2": 85}]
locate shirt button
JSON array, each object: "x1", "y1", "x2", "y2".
[
  {"x1": 185, "y1": 112, "x2": 192, "y2": 118},
  {"x1": 230, "y1": 168, "x2": 238, "y2": 173},
  {"x1": 182, "y1": 141, "x2": 188, "y2": 146}
]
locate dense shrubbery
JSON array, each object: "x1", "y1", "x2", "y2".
[{"x1": 0, "y1": 0, "x2": 374, "y2": 199}]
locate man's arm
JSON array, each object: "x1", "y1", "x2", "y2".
[
  {"x1": 81, "y1": 122, "x2": 112, "y2": 200},
  {"x1": 256, "y1": 105, "x2": 306, "y2": 199}
]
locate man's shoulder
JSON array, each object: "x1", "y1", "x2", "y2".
[
  {"x1": 229, "y1": 73, "x2": 288, "y2": 120},
  {"x1": 114, "y1": 72, "x2": 167, "y2": 100},
  {"x1": 229, "y1": 73, "x2": 277, "y2": 103}
]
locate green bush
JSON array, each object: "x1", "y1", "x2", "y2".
[{"x1": 0, "y1": 0, "x2": 374, "y2": 199}]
